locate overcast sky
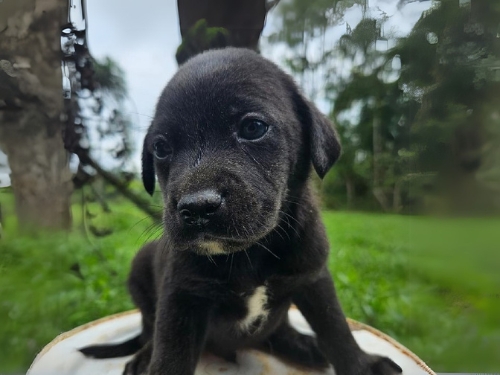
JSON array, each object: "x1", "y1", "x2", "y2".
[
  {"x1": 86, "y1": 0, "x2": 180, "y2": 136},
  {"x1": 0, "y1": 0, "x2": 431, "y2": 187}
]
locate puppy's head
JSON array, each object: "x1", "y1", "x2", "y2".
[{"x1": 142, "y1": 48, "x2": 340, "y2": 254}]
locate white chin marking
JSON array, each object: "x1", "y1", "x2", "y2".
[
  {"x1": 200, "y1": 241, "x2": 225, "y2": 255},
  {"x1": 239, "y1": 285, "x2": 269, "y2": 332}
]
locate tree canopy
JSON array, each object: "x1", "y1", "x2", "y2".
[{"x1": 268, "y1": 0, "x2": 500, "y2": 214}]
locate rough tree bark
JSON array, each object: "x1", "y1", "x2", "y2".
[
  {"x1": 0, "y1": 0, "x2": 72, "y2": 230},
  {"x1": 372, "y1": 115, "x2": 390, "y2": 212},
  {"x1": 345, "y1": 176, "x2": 355, "y2": 208},
  {"x1": 177, "y1": 0, "x2": 270, "y2": 50},
  {"x1": 176, "y1": 0, "x2": 278, "y2": 65}
]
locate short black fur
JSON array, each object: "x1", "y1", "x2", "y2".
[{"x1": 80, "y1": 48, "x2": 402, "y2": 375}]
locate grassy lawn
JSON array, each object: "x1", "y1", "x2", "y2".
[
  {"x1": 1, "y1": 190, "x2": 499, "y2": 372},
  {"x1": 324, "y1": 212, "x2": 500, "y2": 372}
]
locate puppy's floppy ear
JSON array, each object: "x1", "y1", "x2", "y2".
[
  {"x1": 293, "y1": 91, "x2": 341, "y2": 179},
  {"x1": 142, "y1": 137, "x2": 156, "y2": 196}
]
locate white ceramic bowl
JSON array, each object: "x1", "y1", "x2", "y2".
[{"x1": 28, "y1": 308, "x2": 435, "y2": 375}]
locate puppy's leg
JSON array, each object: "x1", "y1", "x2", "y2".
[
  {"x1": 147, "y1": 282, "x2": 212, "y2": 375},
  {"x1": 127, "y1": 242, "x2": 158, "y2": 344},
  {"x1": 257, "y1": 320, "x2": 329, "y2": 370},
  {"x1": 120, "y1": 242, "x2": 158, "y2": 375},
  {"x1": 293, "y1": 268, "x2": 402, "y2": 375},
  {"x1": 123, "y1": 341, "x2": 152, "y2": 375}
]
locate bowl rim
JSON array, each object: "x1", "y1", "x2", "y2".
[{"x1": 29, "y1": 307, "x2": 436, "y2": 375}]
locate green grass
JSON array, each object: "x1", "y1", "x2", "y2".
[
  {"x1": 324, "y1": 212, "x2": 500, "y2": 372},
  {"x1": 0, "y1": 190, "x2": 158, "y2": 372},
  {"x1": 1, "y1": 190, "x2": 499, "y2": 373}
]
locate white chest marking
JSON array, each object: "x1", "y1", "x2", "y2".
[{"x1": 239, "y1": 286, "x2": 269, "y2": 332}]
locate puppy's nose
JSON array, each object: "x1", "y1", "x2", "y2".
[{"x1": 177, "y1": 189, "x2": 222, "y2": 226}]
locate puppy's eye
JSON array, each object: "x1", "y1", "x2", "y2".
[
  {"x1": 153, "y1": 140, "x2": 171, "y2": 160},
  {"x1": 238, "y1": 119, "x2": 269, "y2": 141}
]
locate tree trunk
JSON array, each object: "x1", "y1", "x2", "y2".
[
  {"x1": 345, "y1": 176, "x2": 355, "y2": 208},
  {"x1": 0, "y1": 0, "x2": 72, "y2": 231},
  {"x1": 372, "y1": 115, "x2": 390, "y2": 212},
  {"x1": 392, "y1": 179, "x2": 402, "y2": 213},
  {"x1": 177, "y1": 0, "x2": 269, "y2": 50},
  {"x1": 175, "y1": 0, "x2": 277, "y2": 64}
]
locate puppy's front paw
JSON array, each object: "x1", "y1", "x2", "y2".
[
  {"x1": 356, "y1": 354, "x2": 403, "y2": 375},
  {"x1": 123, "y1": 342, "x2": 151, "y2": 375}
]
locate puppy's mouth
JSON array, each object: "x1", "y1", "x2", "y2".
[{"x1": 177, "y1": 233, "x2": 264, "y2": 256}]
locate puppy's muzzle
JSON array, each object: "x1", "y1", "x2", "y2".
[{"x1": 177, "y1": 189, "x2": 222, "y2": 227}]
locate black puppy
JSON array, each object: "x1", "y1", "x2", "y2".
[{"x1": 80, "y1": 48, "x2": 402, "y2": 375}]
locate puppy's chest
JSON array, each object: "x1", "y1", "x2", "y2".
[{"x1": 216, "y1": 284, "x2": 270, "y2": 333}]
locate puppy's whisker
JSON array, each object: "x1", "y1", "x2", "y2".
[
  {"x1": 278, "y1": 211, "x2": 301, "y2": 238},
  {"x1": 146, "y1": 203, "x2": 164, "y2": 208},
  {"x1": 280, "y1": 218, "x2": 301, "y2": 239},
  {"x1": 275, "y1": 223, "x2": 291, "y2": 241},
  {"x1": 243, "y1": 249, "x2": 253, "y2": 270},
  {"x1": 138, "y1": 221, "x2": 163, "y2": 245},
  {"x1": 139, "y1": 231, "x2": 161, "y2": 247},
  {"x1": 256, "y1": 242, "x2": 280, "y2": 260},
  {"x1": 136, "y1": 227, "x2": 160, "y2": 245},
  {"x1": 282, "y1": 198, "x2": 305, "y2": 209},
  {"x1": 241, "y1": 225, "x2": 251, "y2": 241},
  {"x1": 280, "y1": 210, "x2": 302, "y2": 227},
  {"x1": 207, "y1": 254, "x2": 217, "y2": 266},
  {"x1": 127, "y1": 111, "x2": 154, "y2": 119},
  {"x1": 240, "y1": 149, "x2": 278, "y2": 187},
  {"x1": 273, "y1": 224, "x2": 287, "y2": 241},
  {"x1": 131, "y1": 215, "x2": 155, "y2": 229},
  {"x1": 231, "y1": 217, "x2": 241, "y2": 239},
  {"x1": 133, "y1": 218, "x2": 162, "y2": 240},
  {"x1": 283, "y1": 192, "x2": 308, "y2": 204},
  {"x1": 228, "y1": 252, "x2": 235, "y2": 281},
  {"x1": 140, "y1": 218, "x2": 162, "y2": 232},
  {"x1": 241, "y1": 147, "x2": 265, "y2": 171}
]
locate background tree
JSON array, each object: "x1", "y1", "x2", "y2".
[
  {"x1": 268, "y1": 2, "x2": 408, "y2": 211},
  {"x1": 76, "y1": 56, "x2": 134, "y2": 177},
  {"x1": 0, "y1": 0, "x2": 73, "y2": 230},
  {"x1": 268, "y1": 0, "x2": 500, "y2": 214},
  {"x1": 328, "y1": 18, "x2": 417, "y2": 212},
  {"x1": 60, "y1": 6, "x2": 162, "y2": 221},
  {"x1": 394, "y1": 0, "x2": 500, "y2": 213},
  {"x1": 334, "y1": 19, "x2": 389, "y2": 211},
  {"x1": 267, "y1": 0, "x2": 366, "y2": 99}
]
